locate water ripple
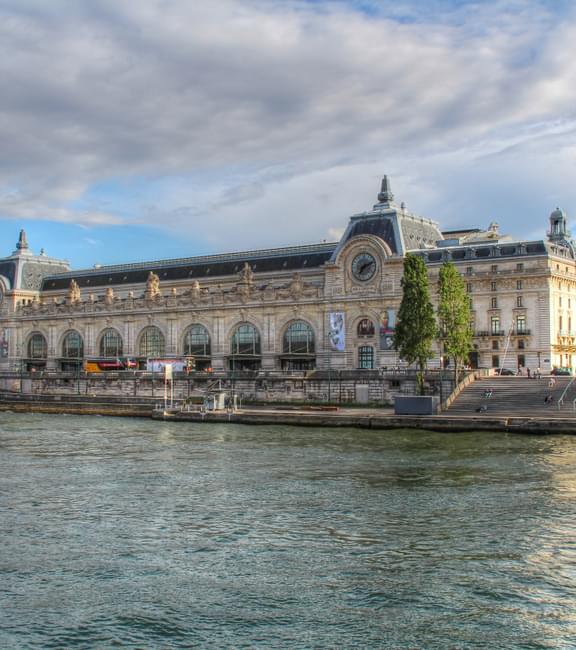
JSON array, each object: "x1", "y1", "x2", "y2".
[{"x1": 1, "y1": 413, "x2": 575, "y2": 648}]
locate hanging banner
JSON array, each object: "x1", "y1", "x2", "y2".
[
  {"x1": 0, "y1": 328, "x2": 8, "y2": 358},
  {"x1": 328, "y1": 312, "x2": 345, "y2": 351},
  {"x1": 379, "y1": 309, "x2": 396, "y2": 350}
]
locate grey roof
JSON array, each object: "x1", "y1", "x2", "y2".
[{"x1": 41, "y1": 242, "x2": 337, "y2": 291}]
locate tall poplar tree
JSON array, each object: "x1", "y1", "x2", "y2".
[
  {"x1": 394, "y1": 254, "x2": 437, "y2": 394},
  {"x1": 437, "y1": 261, "x2": 473, "y2": 384}
]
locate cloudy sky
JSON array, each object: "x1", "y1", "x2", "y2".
[{"x1": 1, "y1": 0, "x2": 576, "y2": 268}]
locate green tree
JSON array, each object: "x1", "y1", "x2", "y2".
[
  {"x1": 437, "y1": 261, "x2": 473, "y2": 384},
  {"x1": 394, "y1": 254, "x2": 437, "y2": 394}
]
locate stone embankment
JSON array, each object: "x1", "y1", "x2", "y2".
[{"x1": 2, "y1": 377, "x2": 576, "y2": 433}]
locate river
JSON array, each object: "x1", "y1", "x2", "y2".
[{"x1": 1, "y1": 413, "x2": 575, "y2": 648}]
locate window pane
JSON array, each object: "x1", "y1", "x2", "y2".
[
  {"x1": 139, "y1": 326, "x2": 165, "y2": 357},
  {"x1": 357, "y1": 318, "x2": 375, "y2": 337},
  {"x1": 358, "y1": 346, "x2": 374, "y2": 369},
  {"x1": 62, "y1": 331, "x2": 83, "y2": 358},
  {"x1": 28, "y1": 333, "x2": 47, "y2": 359},
  {"x1": 100, "y1": 329, "x2": 123, "y2": 357},
  {"x1": 231, "y1": 324, "x2": 260, "y2": 356},
  {"x1": 184, "y1": 325, "x2": 211, "y2": 356},
  {"x1": 283, "y1": 321, "x2": 314, "y2": 354}
]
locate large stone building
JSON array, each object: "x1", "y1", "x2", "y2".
[{"x1": 0, "y1": 176, "x2": 575, "y2": 378}]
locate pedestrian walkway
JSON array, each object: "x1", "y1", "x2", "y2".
[{"x1": 446, "y1": 375, "x2": 576, "y2": 418}]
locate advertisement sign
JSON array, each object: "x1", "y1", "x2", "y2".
[
  {"x1": 147, "y1": 358, "x2": 187, "y2": 373},
  {"x1": 379, "y1": 309, "x2": 396, "y2": 350},
  {"x1": 328, "y1": 312, "x2": 345, "y2": 351}
]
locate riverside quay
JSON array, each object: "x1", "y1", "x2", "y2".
[{"x1": 1, "y1": 176, "x2": 575, "y2": 402}]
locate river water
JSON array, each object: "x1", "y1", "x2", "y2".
[{"x1": 0, "y1": 413, "x2": 575, "y2": 649}]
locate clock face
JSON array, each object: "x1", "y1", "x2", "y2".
[{"x1": 351, "y1": 252, "x2": 377, "y2": 281}]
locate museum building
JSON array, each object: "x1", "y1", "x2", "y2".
[{"x1": 0, "y1": 176, "x2": 575, "y2": 376}]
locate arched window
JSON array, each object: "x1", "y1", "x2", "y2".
[
  {"x1": 62, "y1": 331, "x2": 84, "y2": 358},
  {"x1": 183, "y1": 324, "x2": 211, "y2": 357},
  {"x1": 139, "y1": 326, "x2": 165, "y2": 357},
  {"x1": 358, "y1": 345, "x2": 374, "y2": 369},
  {"x1": 28, "y1": 333, "x2": 47, "y2": 359},
  {"x1": 283, "y1": 320, "x2": 315, "y2": 354},
  {"x1": 357, "y1": 318, "x2": 375, "y2": 337},
  {"x1": 100, "y1": 328, "x2": 123, "y2": 357},
  {"x1": 231, "y1": 323, "x2": 260, "y2": 356}
]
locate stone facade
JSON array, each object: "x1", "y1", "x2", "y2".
[{"x1": 0, "y1": 177, "x2": 575, "y2": 377}]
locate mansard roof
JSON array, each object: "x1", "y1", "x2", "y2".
[{"x1": 41, "y1": 242, "x2": 337, "y2": 292}]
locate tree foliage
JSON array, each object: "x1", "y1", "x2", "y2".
[
  {"x1": 437, "y1": 261, "x2": 473, "y2": 383},
  {"x1": 394, "y1": 254, "x2": 437, "y2": 394}
]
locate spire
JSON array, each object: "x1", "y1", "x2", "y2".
[
  {"x1": 377, "y1": 175, "x2": 394, "y2": 204},
  {"x1": 16, "y1": 229, "x2": 29, "y2": 250}
]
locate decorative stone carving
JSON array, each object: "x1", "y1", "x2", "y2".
[
  {"x1": 145, "y1": 272, "x2": 161, "y2": 300},
  {"x1": 104, "y1": 287, "x2": 114, "y2": 306},
  {"x1": 67, "y1": 280, "x2": 81, "y2": 304},
  {"x1": 238, "y1": 262, "x2": 254, "y2": 285}
]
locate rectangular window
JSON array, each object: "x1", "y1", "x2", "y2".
[
  {"x1": 491, "y1": 264, "x2": 498, "y2": 273},
  {"x1": 491, "y1": 316, "x2": 500, "y2": 334},
  {"x1": 517, "y1": 296, "x2": 523, "y2": 308},
  {"x1": 466, "y1": 282, "x2": 472, "y2": 293},
  {"x1": 559, "y1": 296, "x2": 562, "y2": 307},
  {"x1": 491, "y1": 281, "x2": 497, "y2": 291},
  {"x1": 518, "y1": 339, "x2": 525, "y2": 349},
  {"x1": 517, "y1": 315, "x2": 526, "y2": 334},
  {"x1": 492, "y1": 340, "x2": 499, "y2": 350},
  {"x1": 358, "y1": 346, "x2": 374, "y2": 369},
  {"x1": 516, "y1": 279, "x2": 523, "y2": 290},
  {"x1": 516, "y1": 263, "x2": 524, "y2": 271},
  {"x1": 492, "y1": 355, "x2": 500, "y2": 368},
  {"x1": 517, "y1": 354, "x2": 525, "y2": 369},
  {"x1": 491, "y1": 297, "x2": 498, "y2": 309},
  {"x1": 466, "y1": 266, "x2": 473, "y2": 275}
]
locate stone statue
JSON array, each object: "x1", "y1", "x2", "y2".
[
  {"x1": 67, "y1": 279, "x2": 81, "y2": 304},
  {"x1": 145, "y1": 271, "x2": 161, "y2": 299},
  {"x1": 104, "y1": 287, "x2": 114, "y2": 305},
  {"x1": 238, "y1": 262, "x2": 254, "y2": 285},
  {"x1": 191, "y1": 280, "x2": 201, "y2": 301}
]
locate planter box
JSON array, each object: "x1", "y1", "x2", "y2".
[{"x1": 394, "y1": 395, "x2": 439, "y2": 415}]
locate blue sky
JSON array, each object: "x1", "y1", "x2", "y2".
[{"x1": 1, "y1": 0, "x2": 576, "y2": 269}]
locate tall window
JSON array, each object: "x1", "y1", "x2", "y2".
[
  {"x1": 100, "y1": 328, "x2": 123, "y2": 357},
  {"x1": 139, "y1": 326, "x2": 165, "y2": 357},
  {"x1": 28, "y1": 333, "x2": 47, "y2": 359},
  {"x1": 231, "y1": 323, "x2": 260, "y2": 356},
  {"x1": 491, "y1": 265, "x2": 498, "y2": 273},
  {"x1": 516, "y1": 315, "x2": 526, "y2": 334},
  {"x1": 62, "y1": 331, "x2": 83, "y2": 358},
  {"x1": 358, "y1": 346, "x2": 374, "y2": 369},
  {"x1": 516, "y1": 279, "x2": 523, "y2": 290},
  {"x1": 183, "y1": 325, "x2": 211, "y2": 356},
  {"x1": 283, "y1": 321, "x2": 315, "y2": 354},
  {"x1": 491, "y1": 297, "x2": 498, "y2": 309},
  {"x1": 517, "y1": 296, "x2": 523, "y2": 308},
  {"x1": 491, "y1": 316, "x2": 500, "y2": 335},
  {"x1": 492, "y1": 340, "x2": 499, "y2": 350},
  {"x1": 357, "y1": 318, "x2": 375, "y2": 337},
  {"x1": 492, "y1": 355, "x2": 500, "y2": 368},
  {"x1": 466, "y1": 282, "x2": 472, "y2": 293},
  {"x1": 491, "y1": 281, "x2": 497, "y2": 291}
]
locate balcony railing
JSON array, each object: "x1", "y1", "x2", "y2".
[{"x1": 475, "y1": 329, "x2": 531, "y2": 337}]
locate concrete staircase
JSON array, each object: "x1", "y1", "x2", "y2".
[{"x1": 446, "y1": 376, "x2": 576, "y2": 419}]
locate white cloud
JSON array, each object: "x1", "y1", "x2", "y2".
[{"x1": 0, "y1": 0, "x2": 575, "y2": 252}]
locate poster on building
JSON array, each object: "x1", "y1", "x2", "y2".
[
  {"x1": 328, "y1": 312, "x2": 345, "y2": 351},
  {"x1": 379, "y1": 309, "x2": 396, "y2": 350},
  {"x1": 0, "y1": 328, "x2": 8, "y2": 358}
]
